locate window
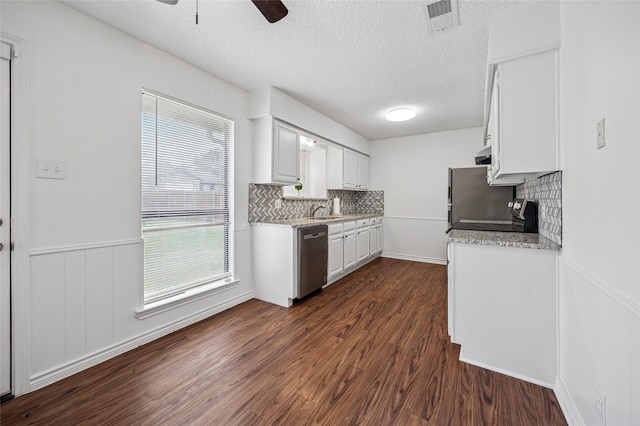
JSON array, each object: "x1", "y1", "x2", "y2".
[{"x1": 141, "y1": 91, "x2": 232, "y2": 304}]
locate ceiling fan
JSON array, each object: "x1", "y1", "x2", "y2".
[{"x1": 156, "y1": 0, "x2": 289, "y2": 24}]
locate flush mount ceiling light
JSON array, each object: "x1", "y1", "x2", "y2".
[{"x1": 385, "y1": 108, "x2": 416, "y2": 122}]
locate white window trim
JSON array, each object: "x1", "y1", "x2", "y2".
[
  {"x1": 140, "y1": 89, "x2": 235, "y2": 304},
  {"x1": 135, "y1": 276, "x2": 240, "y2": 320}
]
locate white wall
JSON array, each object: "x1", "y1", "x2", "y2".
[
  {"x1": 249, "y1": 87, "x2": 371, "y2": 154},
  {"x1": 370, "y1": 127, "x2": 482, "y2": 264},
  {"x1": 2, "y1": 1, "x2": 254, "y2": 393},
  {"x1": 555, "y1": 2, "x2": 640, "y2": 425}
]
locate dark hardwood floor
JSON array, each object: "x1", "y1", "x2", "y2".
[{"x1": 1, "y1": 258, "x2": 566, "y2": 425}]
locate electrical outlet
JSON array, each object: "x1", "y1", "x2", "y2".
[
  {"x1": 597, "y1": 118, "x2": 606, "y2": 149},
  {"x1": 275, "y1": 199, "x2": 282, "y2": 209},
  {"x1": 595, "y1": 384, "x2": 606, "y2": 425},
  {"x1": 36, "y1": 159, "x2": 67, "y2": 180}
]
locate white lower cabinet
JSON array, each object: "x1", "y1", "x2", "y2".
[
  {"x1": 343, "y1": 222, "x2": 356, "y2": 270},
  {"x1": 328, "y1": 223, "x2": 344, "y2": 281},
  {"x1": 369, "y1": 223, "x2": 377, "y2": 256},
  {"x1": 252, "y1": 225, "x2": 297, "y2": 307},
  {"x1": 253, "y1": 218, "x2": 383, "y2": 305},
  {"x1": 356, "y1": 219, "x2": 370, "y2": 264},
  {"x1": 327, "y1": 217, "x2": 382, "y2": 285},
  {"x1": 448, "y1": 242, "x2": 557, "y2": 386},
  {"x1": 370, "y1": 217, "x2": 383, "y2": 255}
]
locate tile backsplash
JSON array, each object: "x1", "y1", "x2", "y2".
[
  {"x1": 249, "y1": 184, "x2": 384, "y2": 222},
  {"x1": 516, "y1": 171, "x2": 562, "y2": 245}
]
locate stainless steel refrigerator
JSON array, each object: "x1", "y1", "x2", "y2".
[{"x1": 447, "y1": 167, "x2": 516, "y2": 232}]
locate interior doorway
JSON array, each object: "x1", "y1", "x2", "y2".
[{"x1": 1, "y1": 40, "x2": 13, "y2": 401}]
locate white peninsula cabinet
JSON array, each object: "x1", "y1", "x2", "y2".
[
  {"x1": 252, "y1": 116, "x2": 300, "y2": 185},
  {"x1": 447, "y1": 239, "x2": 558, "y2": 387},
  {"x1": 327, "y1": 146, "x2": 369, "y2": 190}
]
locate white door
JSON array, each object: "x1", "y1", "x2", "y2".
[{"x1": 0, "y1": 41, "x2": 12, "y2": 398}]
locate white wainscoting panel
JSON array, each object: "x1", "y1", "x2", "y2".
[
  {"x1": 381, "y1": 216, "x2": 447, "y2": 265},
  {"x1": 28, "y1": 230, "x2": 254, "y2": 390},
  {"x1": 113, "y1": 243, "x2": 144, "y2": 344},
  {"x1": 556, "y1": 257, "x2": 640, "y2": 426},
  {"x1": 64, "y1": 250, "x2": 86, "y2": 362},
  {"x1": 85, "y1": 247, "x2": 114, "y2": 355},
  {"x1": 30, "y1": 253, "x2": 66, "y2": 376}
]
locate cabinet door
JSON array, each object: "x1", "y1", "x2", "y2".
[
  {"x1": 357, "y1": 153, "x2": 369, "y2": 189},
  {"x1": 447, "y1": 243, "x2": 455, "y2": 340},
  {"x1": 376, "y1": 224, "x2": 383, "y2": 253},
  {"x1": 343, "y1": 230, "x2": 356, "y2": 270},
  {"x1": 356, "y1": 228, "x2": 370, "y2": 264},
  {"x1": 342, "y1": 148, "x2": 358, "y2": 189},
  {"x1": 328, "y1": 234, "x2": 344, "y2": 279},
  {"x1": 369, "y1": 225, "x2": 376, "y2": 255},
  {"x1": 273, "y1": 122, "x2": 300, "y2": 184},
  {"x1": 497, "y1": 50, "x2": 558, "y2": 176}
]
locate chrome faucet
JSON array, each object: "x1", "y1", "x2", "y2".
[{"x1": 310, "y1": 204, "x2": 325, "y2": 217}]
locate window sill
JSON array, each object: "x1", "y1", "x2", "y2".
[{"x1": 135, "y1": 277, "x2": 239, "y2": 320}]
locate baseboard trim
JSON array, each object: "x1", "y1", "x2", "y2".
[
  {"x1": 458, "y1": 349, "x2": 555, "y2": 389},
  {"x1": 554, "y1": 376, "x2": 585, "y2": 426},
  {"x1": 382, "y1": 252, "x2": 446, "y2": 265},
  {"x1": 29, "y1": 291, "x2": 254, "y2": 391}
]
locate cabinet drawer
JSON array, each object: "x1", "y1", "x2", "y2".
[
  {"x1": 356, "y1": 219, "x2": 370, "y2": 228},
  {"x1": 343, "y1": 221, "x2": 356, "y2": 232},
  {"x1": 328, "y1": 223, "x2": 343, "y2": 236}
]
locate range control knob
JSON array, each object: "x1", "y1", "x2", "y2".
[
  {"x1": 507, "y1": 202, "x2": 514, "y2": 208},
  {"x1": 513, "y1": 202, "x2": 522, "y2": 209}
]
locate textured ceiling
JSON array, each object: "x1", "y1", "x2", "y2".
[{"x1": 62, "y1": 0, "x2": 532, "y2": 141}]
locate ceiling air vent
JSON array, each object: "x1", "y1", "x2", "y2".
[{"x1": 422, "y1": 0, "x2": 459, "y2": 34}]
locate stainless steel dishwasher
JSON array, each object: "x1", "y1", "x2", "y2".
[{"x1": 297, "y1": 225, "x2": 328, "y2": 299}]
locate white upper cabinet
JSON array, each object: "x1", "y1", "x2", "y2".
[
  {"x1": 327, "y1": 146, "x2": 370, "y2": 190},
  {"x1": 252, "y1": 116, "x2": 300, "y2": 185},
  {"x1": 356, "y1": 153, "x2": 369, "y2": 190},
  {"x1": 273, "y1": 122, "x2": 301, "y2": 183},
  {"x1": 484, "y1": 1, "x2": 560, "y2": 186},
  {"x1": 489, "y1": 49, "x2": 559, "y2": 181},
  {"x1": 342, "y1": 148, "x2": 357, "y2": 188}
]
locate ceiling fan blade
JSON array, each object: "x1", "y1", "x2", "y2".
[
  {"x1": 156, "y1": 0, "x2": 179, "y2": 4},
  {"x1": 251, "y1": 0, "x2": 288, "y2": 23}
]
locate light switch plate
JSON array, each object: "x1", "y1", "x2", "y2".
[
  {"x1": 597, "y1": 118, "x2": 606, "y2": 149},
  {"x1": 37, "y1": 159, "x2": 67, "y2": 179}
]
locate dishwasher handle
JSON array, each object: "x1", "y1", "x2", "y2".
[{"x1": 304, "y1": 231, "x2": 326, "y2": 240}]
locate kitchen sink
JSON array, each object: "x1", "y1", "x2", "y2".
[{"x1": 308, "y1": 216, "x2": 343, "y2": 221}]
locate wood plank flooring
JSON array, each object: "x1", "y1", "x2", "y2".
[{"x1": 1, "y1": 258, "x2": 566, "y2": 425}]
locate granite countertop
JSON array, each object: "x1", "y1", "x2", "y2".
[
  {"x1": 251, "y1": 213, "x2": 382, "y2": 228},
  {"x1": 446, "y1": 229, "x2": 561, "y2": 251}
]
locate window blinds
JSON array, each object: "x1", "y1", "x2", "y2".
[{"x1": 141, "y1": 91, "x2": 232, "y2": 303}]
